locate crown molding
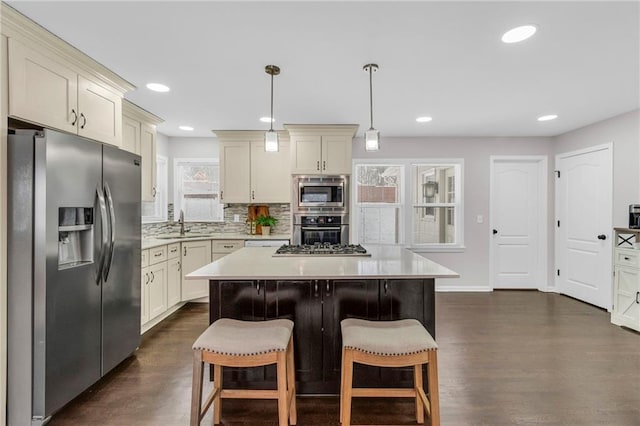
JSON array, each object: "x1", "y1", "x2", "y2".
[
  {"x1": 123, "y1": 99, "x2": 163, "y2": 125},
  {"x1": 212, "y1": 130, "x2": 290, "y2": 142},
  {"x1": 283, "y1": 124, "x2": 359, "y2": 137},
  {"x1": 1, "y1": 3, "x2": 135, "y2": 95}
]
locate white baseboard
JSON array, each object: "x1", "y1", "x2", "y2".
[
  {"x1": 141, "y1": 302, "x2": 187, "y2": 335},
  {"x1": 435, "y1": 285, "x2": 492, "y2": 292}
]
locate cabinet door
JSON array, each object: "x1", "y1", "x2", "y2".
[
  {"x1": 219, "y1": 141, "x2": 250, "y2": 203},
  {"x1": 148, "y1": 262, "x2": 168, "y2": 320},
  {"x1": 77, "y1": 75, "x2": 122, "y2": 147},
  {"x1": 379, "y1": 279, "x2": 435, "y2": 386},
  {"x1": 140, "y1": 123, "x2": 157, "y2": 202},
  {"x1": 122, "y1": 115, "x2": 141, "y2": 154},
  {"x1": 322, "y1": 135, "x2": 352, "y2": 175},
  {"x1": 141, "y1": 266, "x2": 150, "y2": 325},
  {"x1": 8, "y1": 38, "x2": 78, "y2": 133},
  {"x1": 181, "y1": 241, "x2": 213, "y2": 301},
  {"x1": 323, "y1": 280, "x2": 379, "y2": 386},
  {"x1": 612, "y1": 266, "x2": 640, "y2": 330},
  {"x1": 167, "y1": 257, "x2": 182, "y2": 308},
  {"x1": 290, "y1": 136, "x2": 322, "y2": 174},
  {"x1": 265, "y1": 280, "x2": 323, "y2": 386},
  {"x1": 251, "y1": 140, "x2": 291, "y2": 203}
]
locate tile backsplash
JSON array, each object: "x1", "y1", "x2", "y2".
[{"x1": 142, "y1": 204, "x2": 291, "y2": 237}]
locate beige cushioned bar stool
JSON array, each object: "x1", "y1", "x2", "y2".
[
  {"x1": 340, "y1": 318, "x2": 440, "y2": 426},
  {"x1": 190, "y1": 318, "x2": 296, "y2": 426}
]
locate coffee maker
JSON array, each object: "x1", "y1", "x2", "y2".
[{"x1": 629, "y1": 204, "x2": 640, "y2": 229}]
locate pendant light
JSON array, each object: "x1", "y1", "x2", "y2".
[
  {"x1": 264, "y1": 65, "x2": 280, "y2": 152},
  {"x1": 363, "y1": 63, "x2": 380, "y2": 151}
]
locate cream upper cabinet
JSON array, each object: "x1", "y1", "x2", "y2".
[
  {"x1": 285, "y1": 124, "x2": 358, "y2": 175},
  {"x1": 8, "y1": 38, "x2": 126, "y2": 146},
  {"x1": 251, "y1": 140, "x2": 290, "y2": 203},
  {"x1": 219, "y1": 141, "x2": 251, "y2": 203},
  {"x1": 122, "y1": 100, "x2": 163, "y2": 202},
  {"x1": 217, "y1": 131, "x2": 291, "y2": 204}
]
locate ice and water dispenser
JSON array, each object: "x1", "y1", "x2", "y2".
[{"x1": 58, "y1": 207, "x2": 94, "y2": 269}]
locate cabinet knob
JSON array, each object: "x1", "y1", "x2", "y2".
[
  {"x1": 256, "y1": 282, "x2": 261, "y2": 295},
  {"x1": 493, "y1": 229, "x2": 498, "y2": 235},
  {"x1": 323, "y1": 160, "x2": 326, "y2": 171},
  {"x1": 597, "y1": 234, "x2": 607, "y2": 240},
  {"x1": 71, "y1": 109, "x2": 78, "y2": 126},
  {"x1": 80, "y1": 113, "x2": 87, "y2": 129},
  {"x1": 220, "y1": 190, "x2": 224, "y2": 201},
  {"x1": 177, "y1": 260, "x2": 181, "y2": 272},
  {"x1": 150, "y1": 271, "x2": 154, "y2": 282},
  {"x1": 636, "y1": 291, "x2": 639, "y2": 304},
  {"x1": 184, "y1": 247, "x2": 187, "y2": 256},
  {"x1": 316, "y1": 161, "x2": 320, "y2": 171},
  {"x1": 252, "y1": 190, "x2": 255, "y2": 200},
  {"x1": 624, "y1": 257, "x2": 630, "y2": 261},
  {"x1": 152, "y1": 187, "x2": 157, "y2": 197}
]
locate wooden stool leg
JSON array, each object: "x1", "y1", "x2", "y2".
[
  {"x1": 213, "y1": 364, "x2": 222, "y2": 425},
  {"x1": 414, "y1": 364, "x2": 425, "y2": 424},
  {"x1": 287, "y1": 338, "x2": 297, "y2": 425},
  {"x1": 339, "y1": 347, "x2": 345, "y2": 422},
  {"x1": 427, "y1": 351, "x2": 440, "y2": 426},
  {"x1": 190, "y1": 350, "x2": 204, "y2": 426},
  {"x1": 277, "y1": 351, "x2": 289, "y2": 426},
  {"x1": 341, "y1": 349, "x2": 354, "y2": 426}
]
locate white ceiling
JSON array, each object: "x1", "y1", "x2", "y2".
[{"x1": 6, "y1": 1, "x2": 640, "y2": 138}]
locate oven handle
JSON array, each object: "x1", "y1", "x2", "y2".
[{"x1": 301, "y1": 226, "x2": 342, "y2": 231}]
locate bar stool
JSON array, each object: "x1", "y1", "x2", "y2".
[
  {"x1": 340, "y1": 318, "x2": 440, "y2": 426},
  {"x1": 190, "y1": 318, "x2": 297, "y2": 426}
]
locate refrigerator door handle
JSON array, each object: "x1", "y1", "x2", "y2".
[
  {"x1": 103, "y1": 182, "x2": 116, "y2": 281},
  {"x1": 96, "y1": 186, "x2": 109, "y2": 284}
]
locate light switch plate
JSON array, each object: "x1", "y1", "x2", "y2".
[{"x1": 476, "y1": 215, "x2": 484, "y2": 223}]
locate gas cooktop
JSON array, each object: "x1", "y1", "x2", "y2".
[{"x1": 273, "y1": 243, "x2": 371, "y2": 257}]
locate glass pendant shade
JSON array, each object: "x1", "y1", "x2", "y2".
[
  {"x1": 265, "y1": 130, "x2": 279, "y2": 152},
  {"x1": 365, "y1": 129, "x2": 380, "y2": 151}
]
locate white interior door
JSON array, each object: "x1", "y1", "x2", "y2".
[
  {"x1": 556, "y1": 144, "x2": 612, "y2": 309},
  {"x1": 490, "y1": 157, "x2": 547, "y2": 289}
]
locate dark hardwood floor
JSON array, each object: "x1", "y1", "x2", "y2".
[{"x1": 48, "y1": 291, "x2": 640, "y2": 425}]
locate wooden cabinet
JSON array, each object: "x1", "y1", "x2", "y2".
[
  {"x1": 210, "y1": 278, "x2": 434, "y2": 394},
  {"x1": 8, "y1": 38, "x2": 124, "y2": 146},
  {"x1": 217, "y1": 131, "x2": 291, "y2": 204},
  {"x1": 285, "y1": 125, "x2": 358, "y2": 175},
  {"x1": 181, "y1": 240, "x2": 213, "y2": 301},
  {"x1": 611, "y1": 228, "x2": 640, "y2": 331},
  {"x1": 122, "y1": 100, "x2": 162, "y2": 202},
  {"x1": 166, "y1": 243, "x2": 181, "y2": 307}
]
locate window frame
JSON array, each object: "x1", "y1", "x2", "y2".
[
  {"x1": 352, "y1": 158, "x2": 465, "y2": 252},
  {"x1": 173, "y1": 157, "x2": 223, "y2": 223},
  {"x1": 141, "y1": 155, "x2": 168, "y2": 223}
]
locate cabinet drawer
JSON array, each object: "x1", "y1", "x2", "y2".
[
  {"x1": 614, "y1": 249, "x2": 640, "y2": 269},
  {"x1": 149, "y1": 246, "x2": 167, "y2": 265},
  {"x1": 167, "y1": 243, "x2": 180, "y2": 260},
  {"x1": 141, "y1": 249, "x2": 149, "y2": 268},
  {"x1": 212, "y1": 240, "x2": 244, "y2": 254}
]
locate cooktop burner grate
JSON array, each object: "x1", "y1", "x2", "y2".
[{"x1": 273, "y1": 243, "x2": 371, "y2": 257}]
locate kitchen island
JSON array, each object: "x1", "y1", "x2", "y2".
[{"x1": 187, "y1": 246, "x2": 458, "y2": 394}]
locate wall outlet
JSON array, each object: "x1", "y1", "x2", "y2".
[{"x1": 233, "y1": 214, "x2": 240, "y2": 222}]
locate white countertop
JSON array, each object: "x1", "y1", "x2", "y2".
[
  {"x1": 186, "y1": 246, "x2": 459, "y2": 280},
  {"x1": 142, "y1": 233, "x2": 290, "y2": 250}
]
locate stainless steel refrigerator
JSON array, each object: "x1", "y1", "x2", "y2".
[{"x1": 7, "y1": 129, "x2": 141, "y2": 425}]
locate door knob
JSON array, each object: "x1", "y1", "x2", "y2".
[
  {"x1": 597, "y1": 234, "x2": 606, "y2": 240},
  {"x1": 492, "y1": 229, "x2": 498, "y2": 235}
]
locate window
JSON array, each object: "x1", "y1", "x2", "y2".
[
  {"x1": 355, "y1": 164, "x2": 404, "y2": 244},
  {"x1": 353, "y1": 159, "x2": 463, "y2": 251},
  {"x1": 142, "y1": 155, "x2": 167, "y2": 223},
  {"x1": 174, "y1": 158, "x2": 223, "y2": 222}
]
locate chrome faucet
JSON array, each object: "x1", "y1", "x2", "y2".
[{"x1": 178, "y1": 209, "x2": 186, "y2": 236}]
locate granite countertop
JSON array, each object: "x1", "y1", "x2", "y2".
[
  {"x1": 142, "y1": 233, "x2": 291, "y2": 250},
  {"x1": 186, "y1": 246, "x2": 459, "y2": 280}
]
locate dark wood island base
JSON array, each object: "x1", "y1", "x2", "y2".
[{"x1": 209, "y1": 278, "x2": 435, "y2": 394}]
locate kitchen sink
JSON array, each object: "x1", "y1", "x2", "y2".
[{"x1": 153, "y1": 233, "x2": 213, "y2": 239}]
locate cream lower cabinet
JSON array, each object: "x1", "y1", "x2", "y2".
[
  {"x1": 611, "y1": 233, "x2": 640, "y2": 332},
  {"x1": 141, "y1": 250, "x2": 150, "y2": 325},
  {"x1": 8, "y1": 37, "x2": 124, "y2": 146},
  {"x1": 285, "y1": 125, "x2": 358, "y2": 175},
  {"x1": 217, "y1": 131, "x2": 290, "y2": 203},
  {"x1": 181, "y1": 240, "x2": 213, "y2": 301},
  {"x1": 122, "y1": 100, "x2": 163, "y2": 202},
  {"x1": 167, "y1": 243, "x2": 182, "y2": 307},
  {"x1": 143, "y1": 245, "x2": 168, "y2": 322}
]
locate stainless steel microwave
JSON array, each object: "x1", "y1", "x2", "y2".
[{"x1": 293, "y1": 175, "x2": 348, "y2": 210}]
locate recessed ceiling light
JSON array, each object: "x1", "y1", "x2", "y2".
[
  {"x1": 537, "y1": 114, "x2": 558, "y2": 122},
  {"x1": 260, "y1": 117, "x2": 275, "y2": 123},
  {"x1": 416, "y1": 116, "x2": 433, "y2": 123},
  {"x1": 146, "y1": 83, "x2": 170, "y2": 92},
  {"x1": 501, "y1": 25, "x2": 537, "y2": 44},
  {"x1": 179, "y1": 125, "x2": 194, "y2": 131}
]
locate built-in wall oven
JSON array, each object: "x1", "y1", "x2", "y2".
[
  {"x1": 294, "y1": 175, "x2": 348, "y2": 211},
  {"x1": 293, "y1": 214, "x2": 349, "y2": 246}
]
